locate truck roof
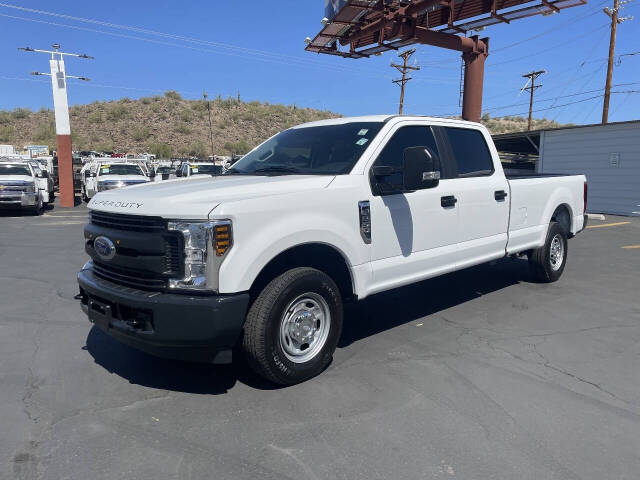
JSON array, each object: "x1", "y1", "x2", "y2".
[{"x1": 292, "y1": 115, "x2": 482, "y2": 129}]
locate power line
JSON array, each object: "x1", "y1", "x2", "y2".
[{"x1": 0, "y1": 5, "x2": 397, "y2": 81}]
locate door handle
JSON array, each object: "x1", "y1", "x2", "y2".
[
  {"x1": 494, "y1": 190, "x2": 508, "y2": 201},
  {"x1": 441, "y1": 195, "x2": 457, "y2": 208}
]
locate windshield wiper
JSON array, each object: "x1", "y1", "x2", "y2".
[{"x1": 252, "y1": 165, "x2": 301, "y2": 175}]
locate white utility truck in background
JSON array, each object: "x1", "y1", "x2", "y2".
[
  {"x1": 78, "y1": 116, "x2": 588, "y2": 385},
  {"x1": 0, "y1": 158, "x2": 48, "y2": 214},
  {"x1": 176, "y1": 162, "x2": 223, "y2": 178},
  {"x1": 81, "y1": 161, "x2": 151, "y2": 201}
]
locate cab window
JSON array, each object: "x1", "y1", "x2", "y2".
[{"x1": 442, "y1": 127, "x2": 494, "y2": 178}]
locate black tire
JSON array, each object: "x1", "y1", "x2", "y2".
[
  {"x1": 81, "y1": 189, "x2": 88, "y2": 203},
  {"x1": 242, "y1": 267, "x2": 343, "y2": 385},
  {"x1": 48, "y1": 191, "x2": 55, "y2": 203},
  {"x1": 528, "y1": 221, "x2": 568, "y2": 283},
  {"x1": 31, "y1": 198, "x2": 44, "y2": 216}
]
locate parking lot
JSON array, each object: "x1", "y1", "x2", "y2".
[{"x1": 1, "y1": 203, "x2": 639, "y2": 480}]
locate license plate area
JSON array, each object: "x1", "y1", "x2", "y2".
[{"x1": 86, "y1": 292, "x2": 154, "y2": 334}]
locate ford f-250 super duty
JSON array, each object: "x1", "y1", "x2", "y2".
[{"x1": 78, "y1": 116, "x2": 587, "y2": 385}]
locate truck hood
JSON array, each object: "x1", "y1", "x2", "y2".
[
  {"x1": 88, "y1": 174, "x2": 335, "y2": 218},
  {"x1": 97, "y1": 175, "x2": 150, "y2": 182},
  {"x1": 0, "y1": 175, "x2": 34, "y2": 183}
]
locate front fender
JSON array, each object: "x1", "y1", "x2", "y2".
[{"x1": 217, "y1": 211, "x2": 366, "y2": 295}]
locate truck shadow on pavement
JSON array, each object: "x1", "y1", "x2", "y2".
[
  {"x1": 85, "y1": 257, "x2": 532, "y2": 393},
  {"x1": 339, "y1": 257, "x2": 529, "y2": 348}
]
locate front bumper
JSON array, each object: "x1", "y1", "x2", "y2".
[
  {"x1": 0, "y1": 191, "x2": 36, "y2": 207},
  {"x1": 77, "y1": 268, "x2": 249, "y2": 363}
]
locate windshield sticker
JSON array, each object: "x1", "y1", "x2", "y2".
[
  {"x1": 357, "y1": 129, "x2": 369, "y2": 136},
  {"x1": 191, "y1": 167, "x2": 199, "y2": 173},
  {"x1": 355, "y1": 138, "x2": 369, "y2": 146},
  {"x1": 101, "y1": 168, "x2": 110, "y2": 174}
]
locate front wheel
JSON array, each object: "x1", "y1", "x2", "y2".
[
  {"x1": 528, "y1": 221, "x2": 568, "y2": 282},
  {"x1": 242, "y1": 267, "x2": 343, "y2": 385}
]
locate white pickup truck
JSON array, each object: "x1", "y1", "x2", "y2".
[
  {"x1": 0, "y1": 159, "x2": 49, "y2": 214},
  {"x1": 78, "y1": 116, "x2": 587, "y2": 385},
  {"x1": 81, "y1": 161, "x2": 151, "y2": 201}
]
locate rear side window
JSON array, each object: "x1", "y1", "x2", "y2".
[
  {"x1": 443, "y1": 127, "x2": 494, "y2": 177},
  {"x1": 373, "y1": 126, "x2": 440, "y2": 191}
]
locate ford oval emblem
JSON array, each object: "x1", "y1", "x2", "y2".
[{"x1": 94, "y1": 236, "x2": 116, "y2": 261}]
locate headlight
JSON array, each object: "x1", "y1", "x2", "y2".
[
  {"x1": 24, "y1": 182, "x2": 35, "y2": 193},
  {"x1": 167, "y1": 220, "x2": 233, "y2": 292}
]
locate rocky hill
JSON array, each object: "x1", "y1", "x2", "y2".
[{"x1": 0, "y1": 92, "x2": 569, "y2": 156}]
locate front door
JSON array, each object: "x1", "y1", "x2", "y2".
[{"x1": 367, "y1": 123, "x2": 459, "y2": 294}]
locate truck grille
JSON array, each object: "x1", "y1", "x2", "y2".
[
  {"x1": 87, "y1": 211, "x2": 183, "y2": 291},
  {"x1": 89, "y1": 211, "x2": 166, "y2": 232},
  {"x1": 92, "y1": 261, "x2": 167, "y2": 290}
]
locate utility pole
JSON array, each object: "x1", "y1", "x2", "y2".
[
  {"x1": 391, "y1": 49, "x2": 420, "y2": 115},
  {"x1": 522, "y1": 70, "x2": 546, "y2": 131},
  {"x1": 203, "y1": 90, "x2": 214, "y2": 159},
  {"x1": 19, "y1": 44, "x2": 92, "y2": 208},
  {"x1": 602, "y1": 0, "x2": 633, "y2": 124}
]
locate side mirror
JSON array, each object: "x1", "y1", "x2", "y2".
[
  {"x1": 148, "y1": 171, "x2": 156, "y2": 178},
  {"x1": 402, "y1": 146, "x2": 440, "y2": 191},
  {"x1": 176, "y1": 170, "x2": 182, "y2": 177}
]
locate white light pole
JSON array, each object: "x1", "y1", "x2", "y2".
[{"x1": 19, "y1": 44, "x2": 92, "y2": 207}]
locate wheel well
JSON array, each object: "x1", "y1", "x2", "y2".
[
  {"x1": 249, "y1": 243, "x2": 355, "y2": 301},
  {"x1": 551, "y1": 204, "x2": 572, "y2": 236}
]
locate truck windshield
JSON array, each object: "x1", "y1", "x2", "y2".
[
  {"x1": 227, "y1": 122, "x2": 383, "y2": 175},
  {"x1": 191, "y1": 164, "x2": 221, "y2": 175},
  {"x1": 0, "y1": 164, "x2": 31, "y2": 176},
  {"x1": 99, "y1": 164, "x2": 143, "y2": 176}
]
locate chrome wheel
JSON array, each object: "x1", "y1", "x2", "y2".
[
  {"x1": 549, "y1": 233, "x2": 564, "y2": 271},
  {"x1": 279, "y1": 293, "x2": 331, "y2": 363}
]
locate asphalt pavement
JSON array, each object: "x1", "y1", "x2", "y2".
[{"x1": 1, "y1": 201, "x2": 639, "y2": 480}]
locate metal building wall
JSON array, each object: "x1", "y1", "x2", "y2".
[{"x1": 539, "y1": 121, "x2": 640, "y2": 216}]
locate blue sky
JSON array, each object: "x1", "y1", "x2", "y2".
[{"x1": 0, "y1": 0, "x2": 638, "y2": 124}]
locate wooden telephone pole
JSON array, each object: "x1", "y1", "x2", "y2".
[
  {"x1": 522, "y1": 70, "x2": 546, "y2": 131},
  {"x1": 602, "y1": 0, "x2": 633, "y2": 124},
  {"x1": 391, "y1": 49, "x2": 420, "y2": 115}
]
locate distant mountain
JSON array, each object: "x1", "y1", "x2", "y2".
[{"x1": 0, "y1": 92, "x2": 571, "y2": 156}]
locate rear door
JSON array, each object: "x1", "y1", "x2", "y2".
[
  {"x1": 439, "y1": 126, "x2": 510, "y2": 268},
  {"x1": 367, "y1": 123, "x2": 460, "y2": 292}
]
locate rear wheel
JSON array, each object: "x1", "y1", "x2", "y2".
[
  {"x1": 242, "y1": 267, "x2": 343, "y2": 385},
  {"x1": 528, "y1": 221, "x2": 568, "y2": 282}
]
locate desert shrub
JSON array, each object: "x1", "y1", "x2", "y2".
[
  {"x1": 88, "y1": 111, "x2": 103, "y2": 124},
  {"x1": 141, "y1": 97, "x2": 152, "y2": 105},
  {"x1": 12, "y1": 108, "x2": 31, "y2": 119},
  {"x1": 131, "y1": 127, "x2": 152, "y2": 142},
  {"x1": 107, "y1": 103, "x2": 129, "y2": 121},
  {"x1": 34, "y1": 121, "x2": 56, "y2": 143},
  {"x1": 188, "y1": 141, "x2": 208, "y2": 158},
  {"x1": 148, "y1": 142, "x2": 172, "y2": 159},
  {"x1": 174, "y1": 124, "x2": 191, "y2": 135},
  {"x1": 179, "y1": 110, "x2": 192, "y2": 123},
  {"x1": 223, "y1": 140, "x2": 251, "y2": 155},
  {"x1": 164, "y1": 90, "x2": 182, "y2": 101},
  {"x1": 0, "y1": 125, "x2": 14, "y2": 142},
  {"x1": 0, "y1": 111, "x2": 12, "y2": 124}
]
